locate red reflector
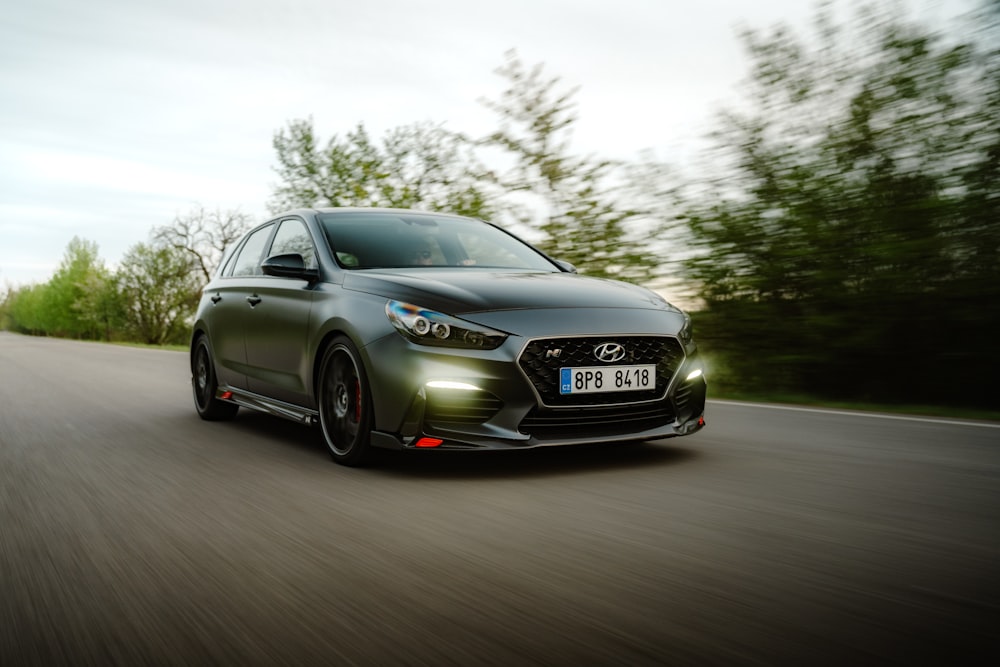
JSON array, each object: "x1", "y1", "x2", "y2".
[
  {"x1": 698, "y1": 416, "x2": 705, "y2": 426},
  {"x1": 414, "y1": 437, "x2": 443, "y2": 448},
  {"x1": 220, "y1": 391, "x2": 233, "y2": 400}
]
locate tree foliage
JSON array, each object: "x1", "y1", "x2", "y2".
[
  {"x1": 44, "y1": 237, "x2": 105, "y2": 337},
  {"x1": 5, "y1": 283, "x2": 47, "y2": 336},
  {"x1": 480, "y1": 51, "x2": 665, "y2": 283},
  {"x1": 268, "y1": 53, "x2": 672, "y2": 283},
  {"x1": 679, "y1": 2, "x2": 999, "y2": 407},
  {"x1": 117, "y1": 242, "x2": 200, "y2": 345},
  {"x1": 4, "y1": 229, "x2": 202, "y2": 344},
  {"x1": 152, "y1": 206, "x2": 252, "y2": 285},
  {"x1": 3, "y1": 238, "x2": 124, "y2": 340},
  {"x1": 270, "y1": 119, "x2": 493, "y2": 218}
]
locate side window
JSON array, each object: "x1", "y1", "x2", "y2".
[
  {"x1": 230, "y1": 224, "x2": 274, "y2": 277},
  {"x1": 268, "y1": 219, "x2": 317, "y2": 269},
  {"x1": 219, "y1": 243, "x2": 241, "y2": 277},
  {"x1": 219, "y1": 246, "x2": 237, "y2": 277}
]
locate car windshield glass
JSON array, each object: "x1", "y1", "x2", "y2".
[{"x1": 319, "y1": 211, "x2": 558, "y2": 271}]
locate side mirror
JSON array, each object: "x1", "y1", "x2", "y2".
[
  {"x1": 261, "y1": 253, "x2": 319, "y2": 281},
  {"x1": 553, "y1": 259, "x2": 577, "y2": 273}
]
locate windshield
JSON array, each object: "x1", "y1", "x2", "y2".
[{"x1": 319, "y1": 211, "x2": 559, "y2": 271}]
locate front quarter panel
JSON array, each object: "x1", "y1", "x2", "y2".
[{"x1": 302, "y1": 282, "x2": 399, "y2": 399}]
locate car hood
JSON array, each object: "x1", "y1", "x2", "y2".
[{"x1": 341, "y1": 269, "x2": 680, "y2": 315}]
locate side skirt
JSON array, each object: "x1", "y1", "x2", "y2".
[
  {"x1": 219, "y1": 387, "x2": 404, "y2": 452},
  {"x1": 220, "y1": 386, "x2": 318, "y2": 425}
]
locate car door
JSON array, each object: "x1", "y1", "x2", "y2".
[
  {"x1": 205, "y1": 222, "x2": 275, "y2": 390},
  {"x1": 243, "y1": 217, "x2": 319, "y2": 407}
]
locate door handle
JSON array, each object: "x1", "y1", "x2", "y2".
[
  {"x1": 210, "y1": 294, "x2": 222, "y2": 304},
  {"x1": 246, "y1": 295, "x2": 262, "y2": 307}
]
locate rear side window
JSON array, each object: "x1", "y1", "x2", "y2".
[
  {"x1": 229, "y1": 224, "x2": 273, "y2": 277},
  {"x1": 218, "y1": 245, "x2": 238, "y2": 277}
]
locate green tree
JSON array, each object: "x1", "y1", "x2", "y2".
[
  {"x1": 267, "y1": 53, "x2": 679, "y2": 285},
  {"x1": 270, "y1": 118, "x2": 493, "y2": 218},
  {"x1": 117, "y1": 242, "x2": 200, "y2": 345},
  {"x1": 480, "y1": 50, "x2": 664, "y2": 283},
  {"x1": 679, "y1": 2, "x2": 998, "y2": 407},
  {"x1": 14, "y1": 238, "x2": 115, "y2": 339},
  {"x1": 5, "y1": 283, "x2": 47, "y2": 335},
  {"x1": 0, "y1": 283, "x2": 10, "y2": 330},
  {"x1": 73, "y1": 269, "x2": 127, "y2": 342}
]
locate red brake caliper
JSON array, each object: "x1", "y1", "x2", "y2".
[{"x1": 355, "y1": 380, "x2": 362, "y2": 423}]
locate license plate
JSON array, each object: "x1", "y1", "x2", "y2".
[{"x1": 559, "y1": 365, "x2": 656, "y2": 395}]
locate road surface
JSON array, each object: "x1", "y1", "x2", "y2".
[{"x1": 1, "y1": 332, "x2": 998, "y2": 665}]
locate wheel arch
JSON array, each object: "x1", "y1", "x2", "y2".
[
  {"x1": 306, "y1": 292, "x2": 389, "y2": 400},
  {"x1": 311, "y1": 327, "x2": 354, "y2": 399},
  {"x1": 190, "y1": 325, "x2": 209, "y2": 369}
]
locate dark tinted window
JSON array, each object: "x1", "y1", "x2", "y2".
[
  {"x1": 268, "y1": 219, "x2": 316, "y2": 269},
  {"x1": 230, "y1": 224, "x2": 273, "y2": 277},
  {"x1": 319, "y1": 212, "x2": 555, "y2": 270}
]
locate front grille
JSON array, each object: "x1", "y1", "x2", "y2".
[
  {"x1": 519, "y1": 403, "x2": 675, "y2": 439},
  {"x1": 518, "y1": 335, "x2": 685, "y2": 407},
  {"x1": 425, "y1": 390, "x2": 503, "y2": 426}
]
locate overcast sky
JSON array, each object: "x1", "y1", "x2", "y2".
[{"x1": 0, "y1": 0, "x2": 965, "y2": 287}]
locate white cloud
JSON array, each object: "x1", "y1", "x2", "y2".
[{"x1": 20, "y1": 148, "x2": 260, "y2": 202}]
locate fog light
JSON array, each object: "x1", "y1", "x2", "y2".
[
  {"x1": 414, "y1": 437, "x2": 443, "y2": 448},
  {"x1": 685, "y1": 368, "x2": 703, "y2": 381}
]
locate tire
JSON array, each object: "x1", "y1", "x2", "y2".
[
  {"x1": 317, "y1": 336, "x2": 373, "y2": 466},
  {"x1": 192, "y1": 335, "x2": 239, "y2": 421}
]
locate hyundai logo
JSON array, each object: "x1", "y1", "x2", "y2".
[{"x1": 593, "y1": 342, "x2": 626, "y2": 363}]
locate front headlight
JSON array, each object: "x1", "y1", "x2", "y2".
[
  {"x1": 678, "y1": 313, "x2": 693, "y2": 344},
  {"x1": 385, "y1": 300, "x2": 508, "y2": 350}
]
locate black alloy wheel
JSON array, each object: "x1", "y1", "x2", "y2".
[
  {"x1": 192, "y1": 335, "x2": 239, "y2": 421},
  {"x1": 318, "y1": 336, "x2": 373, "y2": 466}
]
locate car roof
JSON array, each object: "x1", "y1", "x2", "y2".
[{"x1": 281, "y1": 207, "x2": 477, "y2": 220}]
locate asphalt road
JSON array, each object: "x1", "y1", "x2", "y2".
[{"x1": 1, "y1": 332, "x2": 998, "y2": 666}]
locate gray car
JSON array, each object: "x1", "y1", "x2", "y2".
[{"x1": 191, "y1": 208, "x2": 706, "y2": 465}]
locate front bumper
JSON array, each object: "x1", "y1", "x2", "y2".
[
  {"x1": 362, "y1": 326, "x2": 708, "y2": 451},
  {"x1": 370, "y1": 410, "x2": 707, "y2": 451}
]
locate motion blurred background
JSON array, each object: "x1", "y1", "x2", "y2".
[{"x1": 1, "y1": 0, "x2": 996, "y2": 413}]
